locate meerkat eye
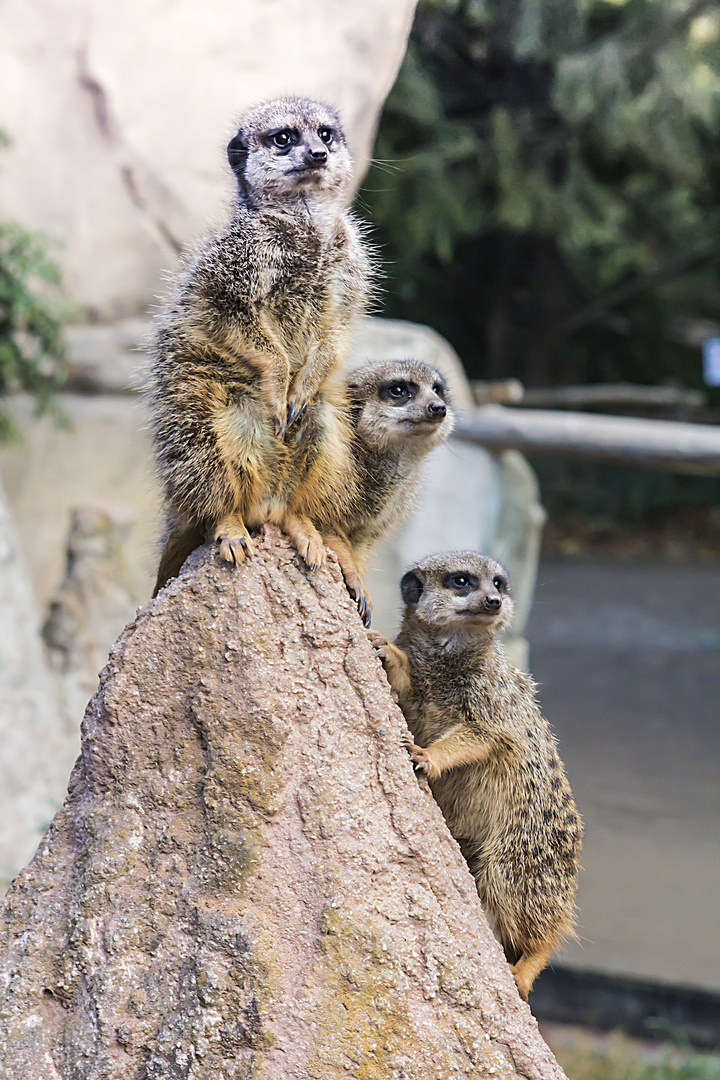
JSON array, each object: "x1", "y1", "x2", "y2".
[
  {"x1": 444, "y1": 572, "x2": 479, "y2": 592},
  {"x1": 432, "y1": 383, "x2": 445, "y2": 398},
  {"x1": 318, "y1": 127, "x2": 334, "y2": 145},
  {"x1": 493, "y1": 576, "x2": 507, "y2": 591},
  {"x1": 271, "y1": 129, "x2": 297, "y2": 149},
  {"x1": 379, "y1": 381, "x2": 411, "y2": 402}
]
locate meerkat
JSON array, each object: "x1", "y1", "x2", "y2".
[
  {"x1": 285, "y1": 358, "x2": 454, "y2": 624},
  {"x1": 370, "y1": 553, "x2": 582, "y2": 1001},
  {"x1": 148, "y1": 96, "x2": 375, "y2": 595}
]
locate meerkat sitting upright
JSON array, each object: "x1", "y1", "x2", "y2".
[
  {"x1": 370, "y1": 553, "x2": 582, "y2": 1000},
  {"x1": 285, "y1": 359, "x2": 453, "y2": 624},
  {"x1": 148, "y1": 96, "x2": 375, "y2": 595}
]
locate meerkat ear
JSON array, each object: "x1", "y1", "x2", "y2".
[
  {"x1": 400, "y1": 571, "x2": 424, "y2": 606},
  {"x1": 227, "y1": 133, "x2": 248, "y2": 176}
]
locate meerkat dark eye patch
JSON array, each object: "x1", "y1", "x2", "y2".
[
  {"x1": 379, "y1": 381, "x2": 417, "y2": 403},
  {"x1": 444, "y1": 572, "x2": 479, "y2": 594},
  {"x1": 492, "y1": 575, "x2": 508, "y2": 591},
  {"x1": 267, "y1": 128, "x2": 299, "y2": 150},
  {"x1": 401, "y1": 571, "x2": 424, "y2": 606},
  {"x1": 432, "y1": 382, "x2": 446, "y2": 398},
  {"x1": 318, "y1": 127, "x2": 335, "y2": 144}
]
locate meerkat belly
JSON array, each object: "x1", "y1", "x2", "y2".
[
  {"x1": 430, "y1": 764, "x2": 505, "y2": 846},
  {"x1": 214, "y1": 398, "x2": 289, "y2": 521}
]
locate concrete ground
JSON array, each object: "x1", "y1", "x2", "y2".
[{"x1": 525, "y1": 558, "x2": 720, "y2": 993}]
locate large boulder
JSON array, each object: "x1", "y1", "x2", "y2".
[
  {"x1": 0, "y1": 0, "x2": 416, "y2": 319},
  {"x1": 0, "y1": 529, "x2": 564, "y2": 1079}
]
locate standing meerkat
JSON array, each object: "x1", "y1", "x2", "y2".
[
  {"x1": 370, "y1": 552, "x2": 582, "y2": 1000},
  {"x1": 148, "y1": 96, "x2": 375, "y2": 595},
  {"x1": 288, "y1": 358, "x2": 454, "y2": 624}
]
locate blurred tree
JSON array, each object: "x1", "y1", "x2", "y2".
[
  {"x1": 362, "y1": 0, "x2": 720, "y2": 387},
  {"x1": 0, "y1": 130, "x2": 67, "y2": 439}
]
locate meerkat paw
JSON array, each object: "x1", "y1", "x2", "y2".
[
  {"x1": 282, "y1": 513, "x2": 327, "y2": 571},
  {"x1": 295, "y1": 532, "x2": 326, "y2": 572},
  {"x1": 402, "y1": 733, "x2": 432, "y2": 776},
  {"x1": 286, "y1": 370, "x2": 317, "y2": 430},
  {"x1": 214, "y1": 517, "x2": 254, "y2": 566},
  {"x1": 346, "y1": 582, "x2": 372, "y2": 628},
  {"x1": 285, "y1": 397, "x2": 308, "y2": 430},
  {"x1": 509, "y1": 965, "x2": 530, "y2": 1003},
  {"x1": 340, "y1": 572, "x2": 372, "y2": 627},
  {"x1": 368, "y1": 634, "x2": 406, "y2": 674}
]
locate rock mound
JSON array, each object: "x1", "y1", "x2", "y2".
[{"x1": 0, "y1": 529, "x2": 565, "y2": 1079}]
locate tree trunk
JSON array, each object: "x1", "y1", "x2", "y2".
[{"x1": 0, "y1": 528, "x2": 566, "y2": 1080}]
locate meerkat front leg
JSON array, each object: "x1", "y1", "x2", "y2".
[
  {"x1": 368, "y1": 634, "x2": 412, "y2": 698},
  {"x1": 286, "y1": 340, "x2": 343, "y2": 430},
  {"x1": 402, "y1": 728, "x2": 493, "y2": 780}
]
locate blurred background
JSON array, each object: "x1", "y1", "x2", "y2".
[{"x1": 0, "y1": 0, "x2": 718, "y2": 1076}]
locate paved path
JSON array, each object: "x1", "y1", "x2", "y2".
[{"x1": 526, "y1": 559, "x2": 720, "y2": 992}]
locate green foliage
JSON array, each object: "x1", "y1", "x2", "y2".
[
  {"x1": 0, "y1": 135, "x2": 67, "y2": 440},
  {"x1": 361, "y1": 0, "x2": 720, "y2": 387}
]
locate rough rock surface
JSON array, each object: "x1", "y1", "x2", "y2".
[
  {"x1": 0, "y1": 0, "x2": 416, "y2": 319},
  {"x1": 0, "y1": 529, "x2": 565, "y2": 1080}
]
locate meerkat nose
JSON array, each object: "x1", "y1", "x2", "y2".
[
  {"x1": 428, "y1": 401, "x2": 446, "y2": 418},
  {"x1": 483, "y1": 595, "x2": 502, "y2": 611},
  {"x1": 306, "y1": 148, "x2": 328, "y2": 165}
]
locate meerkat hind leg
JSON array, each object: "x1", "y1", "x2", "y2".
[
  {"x1": 214, "y1": 512, "x2": 254, "y2": 566},
  {"x1": 281, "y1": 511, "x2": 327, "y2": 571},
  {"x1": 509, "y1": 943, "x2": 555, "y2": 1002},
  {"x1": 323, "y1": 532, "x2": 372, "y2": 627}
]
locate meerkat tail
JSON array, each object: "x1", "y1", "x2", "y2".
[{"x1": 153, "y1": 523, "x2": 206, "y2": 596}]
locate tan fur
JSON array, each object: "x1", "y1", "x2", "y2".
[
  {"x1": 371, "y1": 552, "x2": 583, "y2": 1001},
  {"x1": 291, "y1": 359, "x2": 454, "y2": 623},
  {"x1": 147, "y1": 97, "x2": 376, "y2": 595}
]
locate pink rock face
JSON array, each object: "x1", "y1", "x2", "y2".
[{"x1": 0, "y1": 529, "x2": 566, "y2": 1079}]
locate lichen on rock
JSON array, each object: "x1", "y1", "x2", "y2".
[{"x1": 0, "y1": 528, "x2": 566, "y2": 1079}]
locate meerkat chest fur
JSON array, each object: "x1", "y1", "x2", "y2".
[
  {"x1": 397, "y1": 624, "x2": 573, "y2": 845},
  {"x1": 188, "y1": 205, "x2": 369, "y2": 369}
]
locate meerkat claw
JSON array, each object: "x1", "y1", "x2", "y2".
[
  {"x1": 286, "y1": 399, "x2": 307, "y2": 429},
  {"x1": 272, "y1": 414, "x2": 287, "y2": 439},
  {"x1": 218, "y1": 534, "x2": 253, "y2": 566},
  {"x1": 403, "y1": 736, "x2": 431, "y2": 774}
]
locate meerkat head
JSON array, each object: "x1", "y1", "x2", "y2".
[
  {"x1": 399, "y1": 552, "x2": 514, "y2": 638},
  {"x1": 345, "y1": 360, "x2": 454, "y2": 454},
  {"x1": 227, "y1": 96, "x2": 353, "y2": 209}
]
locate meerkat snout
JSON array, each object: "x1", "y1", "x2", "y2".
[{"x1": 347, "y1": 361, "x2": 454, "y2": 455}]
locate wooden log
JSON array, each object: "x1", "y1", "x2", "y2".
[{"x1": 454, "y1": 406, "x2": 720, "y2": 475}]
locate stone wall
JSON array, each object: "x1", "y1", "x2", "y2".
[{"x1": 0, "y1": 0, "x2": 416, "y2": 319}]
